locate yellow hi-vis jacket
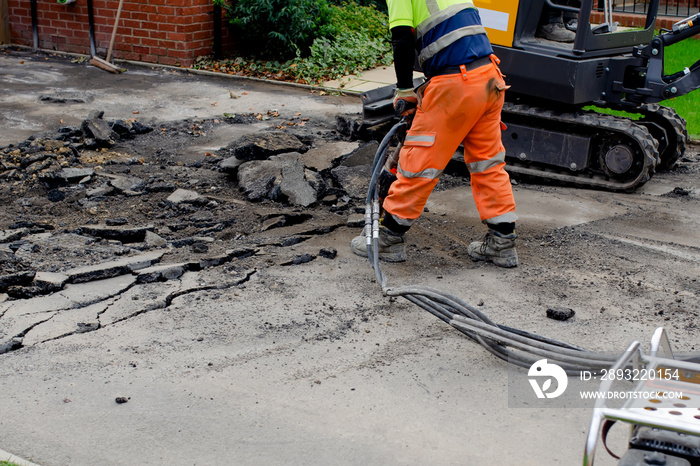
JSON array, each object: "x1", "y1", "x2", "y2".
[{"x1": 386, "y1": 0, "x2": 492, "y2": 73}]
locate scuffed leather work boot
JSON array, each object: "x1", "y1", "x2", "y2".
[
  {"x1": 468, "y1": 230, "x2": 518, "y2": 268},
  {"x1": 537, "y1": 21, "x2": 576, "y2": 42},
  {"x1": 350, "y1": 227, "x2": 406, "y2": 262}
]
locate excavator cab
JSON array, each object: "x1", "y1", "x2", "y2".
[
  {"x1": 361, "y1": 0, "x2": 699, "y2": 191},
  {"x1": 477, "y1": 0, "x2": 698, "y2": 107}
]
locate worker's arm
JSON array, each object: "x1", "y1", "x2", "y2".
[
  {"x1": 391, "y1": 26, "x2": 417, "y2": 115},
  {"x1": 391, "y1": 26, "x2": 415, "y2": 89}
]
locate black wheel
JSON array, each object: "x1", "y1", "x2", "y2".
[
  {"x1": 596, "y1": 135, "x2": 648, "y2": 182},
  {"x1": 640, "y1": 104, "x2": 688, "y2": 171}
]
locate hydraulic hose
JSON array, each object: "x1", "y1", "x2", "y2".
[{"x1": 359, "y1": 118, "x2": 700, "y2": 374}]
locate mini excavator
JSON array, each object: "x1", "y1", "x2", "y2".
[{"x1": 360, "y1": 0, "x2": 700, "y2": 191}]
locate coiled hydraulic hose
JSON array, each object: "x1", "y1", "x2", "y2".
[{"x1": 359, "y1": 119, "x2": 700, "y2": 374}]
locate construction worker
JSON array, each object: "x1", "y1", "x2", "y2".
[{"x1": 350, "y1": 0, "x2": 519, "y2": 267}]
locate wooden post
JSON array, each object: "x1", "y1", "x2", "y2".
[{"x1": 0, "y1": 0, "x2": 10, "y2": 45}]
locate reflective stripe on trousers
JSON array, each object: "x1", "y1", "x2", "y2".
[{"x1": 383, "y1": 59, "x2": 517, "y2": 224}]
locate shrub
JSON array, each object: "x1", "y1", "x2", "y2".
[
  {"x1": 329, "y1": 0, "x2": 387, "y2": 15},
  {"x1": 327, "y1": 1, "x2": 390, "y2": 41},
  {"x1": 205, "y1": 0, "x2": 393, "y2": 85},
  {"x1": 216, "y1": 0, "x2": 334, "y2": 60},
  {"x1": 290, "y1": 29, "x2": 393, "y2": 84}
]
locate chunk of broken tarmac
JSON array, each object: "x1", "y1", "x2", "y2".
[
  {"x1": 167, "y1": 188, "x2": 204, "y2": 204},
  {"x1": 136, "y1": 263, "x2": 187, "y2": 283},
  {"x1": 66, "y1": 250, "x2": 164, "y2": 283},
  {"x1": 78, "y1": 224, "x2": 155, "y2": 243}
]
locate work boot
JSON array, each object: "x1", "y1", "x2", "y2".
[
  {"x1": 535, "y1": 11, "x2": 576, "y2": 42},
  {"x1": 350, "y1": 227, "x2": 406, "y2": 262},
  {"x1": 564, "y1": 15, "x2": 578, "y2": 32},
  {"x1": 537, "y1": 20, "x2": 576, "y2": 42},
  {"x1": 468, "y1": 230, "x2": 518, "y2": 268}
]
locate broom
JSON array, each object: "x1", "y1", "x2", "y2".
[{"x1": 90, "y1": 0, "x2": 124, "y2": 73}]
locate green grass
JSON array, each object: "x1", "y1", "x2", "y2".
[{"x1": 0, "y1": 461, "x2": 20, "y2": 466}]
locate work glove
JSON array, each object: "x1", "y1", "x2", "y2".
[
  {"x1": 377, "y1": 168, "x2": 398, "y2": 207},
  {"x1": 393, "y1": 88, "x2": 417, "y2": 116}
]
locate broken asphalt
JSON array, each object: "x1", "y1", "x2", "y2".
[{"x1": 1, "y1": 47, "x2": 700, "y2": 466}]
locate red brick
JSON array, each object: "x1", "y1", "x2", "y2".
[
  {"x1": 94, "y1": 17, "x2": 111, "y2": 27},
  {"x1": 157, "y1": 6, "x2": 175, "y2": 15},
  {"x1": 122, "y1": 2, "x2": 140, "y2": 12},
  {"x1": 168, "y1": 32, "x2": 187, "y2": 42},
  {"x1": 73, "y1": 30, "x2": 89, "y2": 40},
  {"x1": 140, "y1": 37, "x2": 159, "y2": 47},
  {"x1": 122, "y1": 51, "x2": 140, "y2": 60},
  {"x1": 117, "y1": 27, "x2": 133, "y2": 37},
  {"x1": 122, "y1": 35, "x2": 139, "y2": 45},
  {"x1": 158, "y1": 56, "x2": 179, "y2": 66},
  {"x1": 193, "y1": 31, "x2": 211, "y2": 41},
  {"x1": 51, "y1": 20, "x2": 69, "y2": 30},
  {"x1": 149, "y1": 14, "x2": 167, "y2": 23},
  {"x1": 167, "y1": 49, "x2": 189, "y2": 58},
  {"x1": 122, "y1": 19, "x2": 141, "y2": 29},
  {"x1": 157, "y1": 23, "x2": 176, "y2": 33}
]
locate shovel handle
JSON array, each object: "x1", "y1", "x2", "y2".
[{"x1": 106, "y1": 0, "x2": 124, "y2": 62}]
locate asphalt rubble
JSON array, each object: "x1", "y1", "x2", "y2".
[{"x1": 0, "y1": 104, "x2": 402, "y2": 356}]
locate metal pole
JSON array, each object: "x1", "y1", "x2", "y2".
[
  {"x1": 213, "y1": 4, "x2": 222, "y2": 60},
  {"x1": 30, "y1": 0, "x2": 38, "y2": 51},
  {"x1": 87, "y1": 0, "x2": 96, "y2": 56}
]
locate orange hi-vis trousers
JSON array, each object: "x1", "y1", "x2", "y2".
[{"x1": 383, "y1": 56, "x2": 517, "y2": 229}]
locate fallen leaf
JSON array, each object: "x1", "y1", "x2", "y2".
[{"x1": 133, "y1": 111, "x2": 139, "y2": 114}]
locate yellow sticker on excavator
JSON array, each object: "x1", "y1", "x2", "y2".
[{"x1": 474, "y1": 0, "x2": 518, "y2": 46}]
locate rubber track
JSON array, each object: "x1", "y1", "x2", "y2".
[
  {"x1": 640, "y1": 103, "x2": 688, "y2": 171},
  {"x1": 502, "y1": 102, "x2": 660, "y2": 192}
]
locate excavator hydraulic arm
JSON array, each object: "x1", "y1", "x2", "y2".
[{"x1": 608, "y1": 14, "x2": 700, "y2": 106}]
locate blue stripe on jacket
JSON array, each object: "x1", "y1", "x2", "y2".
[{"x1": 419, "y1": 8, "x2": 494, "y2": 77}]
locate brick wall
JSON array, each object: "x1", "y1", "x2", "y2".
[{"x1": 7, "y1": 0, "x2": 234, "y2": 67}]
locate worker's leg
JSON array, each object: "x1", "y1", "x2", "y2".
[
  {"x1": 352, "y1": 78, "x2": 474, "y2": 261},
  {"x1": 462, "y1": 62, "x2": 519, "y2": 267},
  {"x1": 382, "y1": 73, "x2": 489, "y2": 231},
  {"x1": 462, "y1": 79, "x2": 516, "y2": 225}
]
